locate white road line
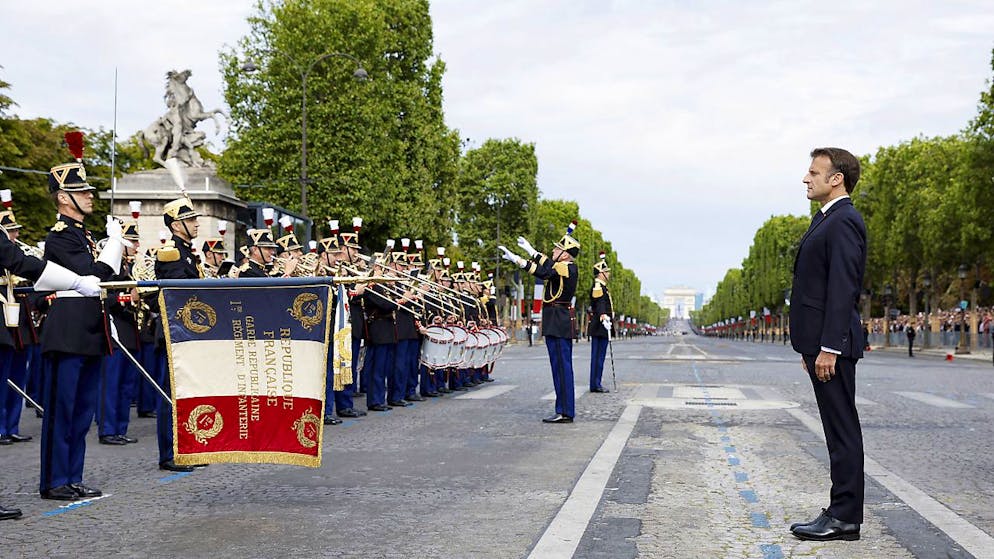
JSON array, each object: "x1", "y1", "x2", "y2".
[
  {"x1": 894, "y1": 391, "x2": 973, "y2": 409},
  {"x1": 527, "y1": 403, "x2": 642, "y2": 559},
  {"x1": 855, "y1": 396, "x2": 878, "y2": 406},
  {"x1": 981, "y1": 393, "x2": 994, "y2": 402},
  {"x1": 665, "y1": 344, "x2": 676, "y2": 355},
  {"x1": 785, "y1": 406, "x2": 994, "y2": 559},
  {"x1": 541, "y1": 386, "x2": 588, "y2": 401},
  {"x1": 453, "y1": 385, "x2": 518, "y2": 400}
]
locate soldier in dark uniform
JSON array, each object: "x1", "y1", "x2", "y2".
[
  {"x1": 153, "y1": 198, "x2": 204, "y2": 472},
  {"x1": 315, "y1": 229, "x2": 344, "y2": 425},
  {"x1": 341, "y1": 220, "x2": 367, "y2": 398},
  {"x1": 363, "y1": 254, "x2": 399, "y2": 412},
  {"x1": 40, "y1": 161, "x2": 126, "y2": 500},
  {"x1": 201, "y1": 237, "x2": 229, "y2": 277},
  {"x1": 0, "y1": 209, "x2": 39, "y2": 444},
  {"x1": 98, "y1": 219, "x2": 142, "y2": 445},
  {"x1": 238, "y1": 229, "x2": 278, "y2": 278},
  {"x1": 136, "y1": 248, "x2": 160, "y2": 420},
  {"x1": 391, "y1": 245, "x2": 422, "y2": 405},
  {"x1": 500, "y1": 222, "x2": 580, "y2": 423},
  {"x1": 480, "y1": 274, "x2": 499, "y2": 383},
  {"x1": 588, "y1": 252, "x2": 613, "y2": 393}
]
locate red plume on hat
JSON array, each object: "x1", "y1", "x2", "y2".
[{"x1": 64, "y1": 131, "x2": 85, "y2": 162}]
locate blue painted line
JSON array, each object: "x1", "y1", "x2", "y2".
[
  {"x1": 728, "y1": 457, "x2": 740, "y2": 466},
  {"x1": 739, "y1": 490, "x2": 759, "y2": 503},
  {"x1": 734, "y1": 472, "x2": 749, "y2": 483},
  {"x1": 760, "y1": 544, "x2": 784, "y2": 559},
  {"x1": 720, "y1": 435, "x2": 731, "y2": 442},
  {"x1": 750, "y1": 512, "x2": 770, "y2": 528},
  {"x1": 42, "y1": 495, "x2": 109, "y2": 517},
  {"x1": 158, "y1": 471, "x2": 193, "y2": 484},
  {"x1": 724, "y1": 446, "x2": 736, "y2": 453}
]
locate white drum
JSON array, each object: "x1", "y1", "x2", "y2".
[
  {"x1": 446, "y1": 325, "x2": 469, "y2": 368},
  {"x1": 462, "y1": 331, "x2": 483, "y2": 368},
  {"x1": 468, "y1": 331, "x2": 491, "y2": 368},
  {"x1": 420, "y1": 326, "x2": 455, "y2": 369},
  {"x1": 480, "y1": 328, "x2": 503, "y2": 365}
]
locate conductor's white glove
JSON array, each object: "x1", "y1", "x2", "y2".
[
  {"x1": 73, "y1": 275, "x2": 102, "y2": 297},
  {"x1": 498, "y1": 245, "x2": 526, "y2": 268},
  {"x1": 516, "y1": 236, "x2": 538, "y2": 258}
]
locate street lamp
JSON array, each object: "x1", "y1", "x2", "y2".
[
  {"x1": 241, "y1": 50, "x2": 368, "y2": 218},
  {"x1": 957, "y1": 264, "x2": 970, "y2": 354},
  {"x1": 922, "y1": 271, "x2": 932, "y2": 348}
]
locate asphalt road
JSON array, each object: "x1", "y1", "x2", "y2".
[{"x1": 1, "y1": 321, "x2": 992, "y2": 558}]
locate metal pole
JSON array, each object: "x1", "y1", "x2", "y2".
[
  {"x1": 300, "y1": 70, "x2": 309, "y2": 217},
  {"x1": 110, "y1": 67, "x2": 118, "y2": 209},
  {"x1": 6, "y1": 379, "x2": 43, "y2": 415}
]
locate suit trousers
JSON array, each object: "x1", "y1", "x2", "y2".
[
  {"x1": 401, "y1": 339, "x2": 421, "y2": 399},
  {"x1": 589, "y1": 336, "x2": 608, "y2": 390},
  {"x1": 325, "y1": 344, "x2": 355, "y2": 416},
  {"x1": 99, "y1": 350, "x2": 136, "y2": 437},
  {"x1": 804, "y1": 353, "x2": 864, "y2": 523},
  {"x1": 39, "y1": 352, "x2": 101, "y2": 492},
  {"x1": 155, "y1": 348, "x2": 174, "y2": 464},
  {"x1": 364, "y1": 343, "x2": 394, "y2": 408},
  {"x1": 546, "y1": 336, "x2": 575, "y2": 418}
]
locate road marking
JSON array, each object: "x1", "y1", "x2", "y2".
[
  {"x1": 541, "y1": 386, "x2": 587, "y2": 401},
  {"x1": 454, "y1": 385, "x2": 517, "y2": 400},
  {"x1": 784, "y1": 404, "x2": 994, "y2": 559},
  {"x1": 982, "y1": 393, "x2": 994, "y2": 402},
  {"x1": 894, "y1": 391, "x2": 973, "y2": 409},
  {"x1": 42, "y1": 494, "x2": 111, "y2": 517},
  {"x1": 673, "y1": 386, "x2": 747, "y2": 400},
  {"x1": 526, "y1": 402, "x2": 642, "y2": 559},
  {"x1": 855, "y1": 396, "x2": 878, "y2": 406}
]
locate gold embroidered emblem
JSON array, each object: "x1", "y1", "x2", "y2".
[
  {"x1": 175, "y1": 296, "x2": 217, "y2": 334},
  {"x1": 332, "y1": 325, "x2": 354, "y2": 390},
  {"x1": 288, "y1": 292, "x2": 323, "y2": 331},
  {"x1": 51, "y1": 221, "x2": 68, "y2": 232},
  {"x1": 77, "y1": 166, "x2": 86, "y2": 182},
  {"x1": 185, "y1": 404, "x2": 223, "y2": 444},
  {"x1": 291, "y1": 407, "x2": 321, "y2": 448}
]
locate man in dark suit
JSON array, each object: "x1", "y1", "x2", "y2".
[{"x1": 789, "y1": 148, "x2": 867, "y2": 542}]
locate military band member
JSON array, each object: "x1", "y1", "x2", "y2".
[
  {"x1": 327, "y1": 222, "x2": 368, "y2": 420},
  {"x1": 341, "y1": 219, "x2": 367, "y2": 397},
  {"x1": 98, "y1": 219, "x2": 142, "y2": 445},
  {"x1": 500, "y1": 221, "x2": 580, "y2": 423},
  {"x1": 588, "y1": 252, "x2": 613, "y2": 393},
  {"x1": 153, "y1": 198, "x2": 204, "y2": 472},
  {"x1": 363, "y1": 254, "x2": 398, "y2": 412},
  {"x1": 480, "y1": 274, "x2": 498, "y2": 383},
  {"x1": 201, "y1": 238, "x2": 229, "y2": 277},
  {"x1": 40, "y1": 161, "x2": 125, "y2": 499},
  {"x1": 0, "y1": 210, "x2": 37, "y2": 444},
  {"x1": 238, "y1": 229, "x2": 278, "y2": 278},
  {"x1": 392, "y1": 241, "x2": 421, "y2": 405}
]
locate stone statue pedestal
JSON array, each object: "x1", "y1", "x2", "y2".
[{"x1": 99, "y1": 168, "x2": 245, "y2": 254}]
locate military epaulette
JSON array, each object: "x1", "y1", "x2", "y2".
[
  {"x1": 157, "y1": 241, "x2": 180, "y2": 263},
  {"x1": 51, "y1": 221, "x2": 68, "y2": 233},
  {"x1": 536, "y1": 253, "x2": 549, "y2": 266},
  {"x1": 553, "y1": 261, "x2": 571, "y2": 277},
  {"x1": 238, "y1": 263, "x2": 250, "y2": 273},
  {"x1": 592, "y1": 284, "x2": 604, "y2": 298}
]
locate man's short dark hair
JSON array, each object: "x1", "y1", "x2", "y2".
[{"x1": 810, "y1": 147, "x2": 860, "y2": 194}]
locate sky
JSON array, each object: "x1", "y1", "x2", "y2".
[{"x1": 2, "y1": 1, "x2": 993, "y2": 299}]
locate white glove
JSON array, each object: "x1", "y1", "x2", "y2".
[
  {"x1": 72, "y1": 275, "x2": 102, "y2": 297},
  {"x1": 498, "y1": 245, "x2": 526, "y2": 268},
  {"x1": 517, "y1": 236, "x2": 538, "y2": 258},
  {"x1": 106, "y1": 216, "x2": 133, "y2": 249}
]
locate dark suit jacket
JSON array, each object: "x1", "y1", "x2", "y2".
[{"x1": 789, "y1": 198, "x2": 867, "y2": 359}]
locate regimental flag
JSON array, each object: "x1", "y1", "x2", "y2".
[
  {"x1": 160, "y1": 281, "x2": 332, "y2": 467},
  {"x1": 331, "y1": 284, "x2": 353, "y2": 391}
]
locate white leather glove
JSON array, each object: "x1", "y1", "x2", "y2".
[
  {"x1": 517, "y1": 236, "x2": 538, "y2": 258},
  {"x1": 106, "y1": 216, "x2": 133, "y2": 249},
  {"x1": 72, "y1": 275, "x2": 102, "y2": 297},
  {"x1": 97, "y1": 216, "x2": 129, "y2": 274},
  {"x1": 498, "y1": 245, "x2": 526, "y2": 268}
]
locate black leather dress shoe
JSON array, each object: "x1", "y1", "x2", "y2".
[
  {"x1": 100, "y1": 435, "x2": 128, "y2": 446},
  {"x1": 422, "y1": 392, "x2": 440, "y2": 398},
  {"x1": 590, "y1": 387, "x2": 610, "y2": 393},
  {"x1": 368, "y1": 404, "x2": 390, "y2": 412},
  {"x1": 483, "y1": 377, "x2": 495, "y2": 382},
  {"x1": 542, "y1": 414, "x2": 574, "y2": 424},
  {"x1": 159, "y1": 460, "x2": 195, "y2": 473},
  {"x1": 451, "y1": 386, "x2": 468, "y2": 392},
  {"x1": 0, "y1": 435, "x2": 12, "y2": 445},
  {"x1": 0, "y1": 505, "x2": 22, "y2": 520},
  {"x1": 323, "y1": 416, "x2": 342, "y2": 425},
  {"x1": 388, "y1": 400, "x2": 411, "y2": 407},
  {"x1": 120, "y1": 435, "x2": 138, "y2": 444},
  {"x1": 437, "y1": 387, "x2": 452, "y2": 394},
  {"x1": 791, "y1": 513, "x2": 860, "y2": 541},
  {"x1": 406, "y1": 394, "x2": 425, "y2": 402},
  {"x1": 8, "y1": 433, "x2": 32, "y2": 442},
  {"x1": 40, "y1": 486, "x2": 79, "y2": 501},
  {"x1": 69, "y1": 484, "x2": 102, "y2": 499},
  {"x1": 790, "y1": 509, "x2": 829, "y2": 531},
  {"x1": 337, "y1": 408, "x2": 366, "y2": 418},
  {"x1": 137, "y1": 411, "x2": 156, "y2": 418}
]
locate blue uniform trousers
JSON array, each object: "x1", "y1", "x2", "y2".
[
  {"x1": 419, "y1": 364, "x2": 435, "y2": 396},
  {"x1": 325, "y1": 345, "x2": 355, "y2": 416},
  {"x1": 400, "y1": 339, "x2": 421, "y2": 399},
  {"x1": 389, "y1": 340, "x2": 415, "y2": 402},
  {"x1": 6, "y1": 347, "x2": 31, "y2": 435},
  {"x1": 546, "y1": 336, "x2": 575, "y2": 418},
  {"x1": 364, "y1": 343, "x2": 394, "y2": 408},
  {"x1": 25, "y1": 344, "x2": 42, "y2": 408},
  {"x1": 0, "y1": 347, "x2": 14, "y2": 435},
  {"x1": 136, "y1": 344, "x2": 159, "y2": 415},
  {"x1": 39, "y1": 352, "x2": 101, "y2": 492},
  {"x1": 154, "y1": 348, "x2": 174, "y2": 464},
  {"x1": 99, "y1": 350, "x2": 137, "y2": 437},
  {"x1": 589, "y1": 336, "x2": 608, "y2": 391}
]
